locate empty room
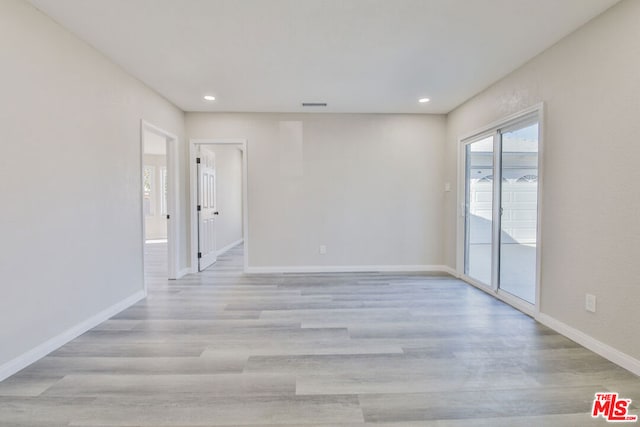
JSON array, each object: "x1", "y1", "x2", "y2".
[{"x1": 1, "y1": 0, "x2": 639, "y2": 425}]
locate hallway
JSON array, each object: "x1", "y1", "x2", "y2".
[{"x1": 0, "y1": 245, "x2": 637, "y2": 425}]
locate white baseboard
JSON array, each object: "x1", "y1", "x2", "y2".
[
  {"x1": 0, "y1": 290, "x2": 146, "y2": 382},
  {"x1": 440, "y1": 265, "x2": 459, "y2": 277},
  {"x1": 536, "y1": 313, "x2": 640, "y2": 377},
  {"x1": 176, "y1": 268, "x2": 191, "y2": 279},
  {"x1": 245, "y1": 264, "x2": 456, "y2": 274},
  {"x1": 216, "y1": 239, "x2": 244, "y2": 257}
]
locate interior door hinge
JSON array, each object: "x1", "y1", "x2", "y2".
[
  {"x1": 166, "y1": 214, "x2": 170, "y2": 219},
  {"x1": 198, "y1": 252, "x2": 202, "y2": 259},
  {"x1": 197, "y1": 205, "x2": 201, "y2": 211},
  {"x1": 196, "y1": 157, "x2": 201, "y2": 164}
]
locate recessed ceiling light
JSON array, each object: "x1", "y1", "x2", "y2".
[
  {"x1": 419, "y1": 97, "x2": 430, "y2": 103},
  {"x1": 203, "y1": 95, "x2": 216, "y2": 101}
]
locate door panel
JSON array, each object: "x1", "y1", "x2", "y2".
[
  {"x1": 464, "y1": 135, "x2": 494, "y2": 286},
  {"x1": 499, "y1": 122, "x2": 539, "y2": 303},
  {"x1": 197, "y1": 148, "x2": 217, "y2": 271}
]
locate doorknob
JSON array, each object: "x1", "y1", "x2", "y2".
[{"x1": 214, "y1": 211, "x2": 219, "y2": 215}]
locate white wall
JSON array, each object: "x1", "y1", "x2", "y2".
[
  {"x1": 200, "y1": 146, "x2": 243, "y2": 252},
  {"x1": 0, "y1": 0, "x2": 186, "y2": 377},
  {"x1": 187, "y1": 113, "x2": 446, "y2": 270},
  {"x1": 445, "y1": 0, "x2": 640, "y2": 360}
]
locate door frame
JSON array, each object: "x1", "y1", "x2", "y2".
[
  {"x1": 189, "y1": 138, "x2": 249, "y2": 273},
  {"x1": 140, "y1": 120, "x2": 181, "y2": 287},
  {"x1": 456, "y1": 103, "x2": 545, "y2": 316}
]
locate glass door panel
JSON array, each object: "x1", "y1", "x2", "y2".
[
  {"x1": 499, "y1": 122, "x2": 539, "y2": 303},
  {"x1": 464, "y1": 136, "x2": 494, "y2": 286}
]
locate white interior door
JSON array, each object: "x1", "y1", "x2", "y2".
[{"x1": 197, "y1": 147, "x2": 218, "y2": 271}]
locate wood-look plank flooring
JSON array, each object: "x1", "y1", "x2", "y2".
[{"x1": 1, "y1": 245, "x2": 638, "y2": 426}]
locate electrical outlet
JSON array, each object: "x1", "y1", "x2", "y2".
[
  {"x1": 444, "y1": 182, "x2": 451, "y2": 192},
  {"x1": 319, "y1": 245, "x2": 327, "y2": 255},
  {"x1": 585, "y1": 294, "x2": 596, "y2": 313}
]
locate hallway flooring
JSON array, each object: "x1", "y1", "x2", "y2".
[{"x1": 0, "y1": 245, "x2": 638, "y2": 426}]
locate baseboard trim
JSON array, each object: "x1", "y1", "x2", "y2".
[
  {"x1": 440, "y1": 265, "x2": 459, "y2": 277},
  {"x1": 536, "y1": 313, "x2": 640, "y2": 377},
  {"x1": 246, "y1": 264, "x2": 455, "y2": 274},
  {"x1": 216, "y1": 239, "x2": 244, "y2": 257},
  {"x1": 0, "y1": 290, "x2": 146, "y2": 382},
  {"x1": 175, "y1": 268, "x2": 191, "y2": 279}
]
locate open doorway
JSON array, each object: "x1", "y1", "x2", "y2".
[
  {"x1": 190, "y1": 139, "x2": 248, "y2": 273},
  {"x1": 141, "y1": 121, "x2": 180, "y2": 285},
  {"x1": 142, "y1": 130, "x2": 168, "y2": 280}
]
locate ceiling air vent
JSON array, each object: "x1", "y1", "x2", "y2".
[{"x1": 302, "y1": 102, "x2": 327, "y2": 107}]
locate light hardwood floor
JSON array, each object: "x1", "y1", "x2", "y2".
[{"x1": 0, "y1": 245, "x2": 638, "y2": 426}]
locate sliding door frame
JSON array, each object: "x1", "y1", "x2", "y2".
[{"x1": 457, "y1": 103, "x2": 545, "y2": 316}]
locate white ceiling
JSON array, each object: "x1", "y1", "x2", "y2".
[{"x1": 28, "y1": 0, "x2": 620, "y2": 114}]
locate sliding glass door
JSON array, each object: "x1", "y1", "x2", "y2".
[
  {"x1": 463, "y1": 112, "x2": 540, "y2": 305},
  {"x1": 499, "y1": 122, "x2": 539, "y2": 303},
  {"x1": 464, "y1": 136, "x2": 494, "y2": 286}
]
